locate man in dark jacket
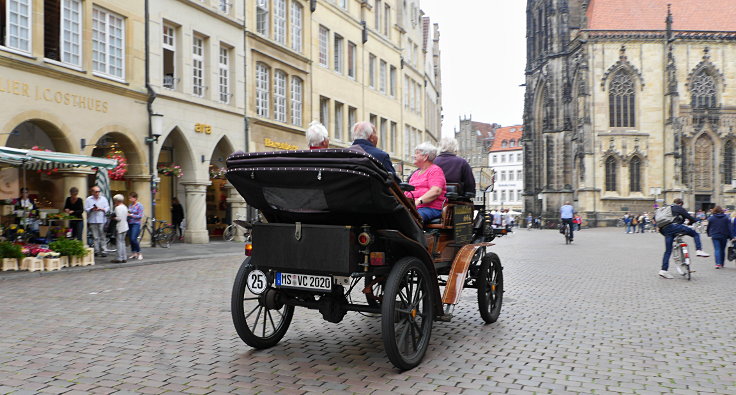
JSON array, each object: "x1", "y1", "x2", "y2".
[
  {"x1": 350, "y1": 121, "x2": 396, "y2": 176},
  {"x1": 434, "y1": 137, "x2": 476, "y2": 197},
  {"x1": 659, "y1": 198, "x2": 709, "y2": 278}
]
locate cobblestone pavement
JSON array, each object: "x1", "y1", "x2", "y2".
[{"x1": 2, "y1": 227, "x2": 736, "y2": 394}]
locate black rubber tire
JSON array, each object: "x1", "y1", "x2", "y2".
[
  {"x1": 477, "y1": 253, "x2": 503, "y2": 324},
  {"x1": 157, "y1": 227, "x2": 176, "y2": 248},
  {"x1": 231, "y1": 258, "x2": 294, "y2": 349},
  {"x1": 381, "y1": 257, "x2": 434, "y2": 370}
]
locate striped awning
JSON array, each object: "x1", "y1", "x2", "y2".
[{"x1": 0, "y1": 147, "x2": 117, "y2": 170}]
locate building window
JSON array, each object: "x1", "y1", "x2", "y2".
[
  {"x1": 609, "y1": 71, "x2": 635, "y2": 128},
  {"x1": 256, "y1": 63, "x2": 270, "y2": 117},
  {"x1": 347, "y1": 41, "x2": 356, "y2": 78},
  {"x1": 691, "y1": 71, "x2": 718, "y2": 109},
  {"x1": 501, "y1": 190, "x2": 506, "y2": 202},
  {"x1": 725, "y1": 141, "x2": 734, "y2": 185},
  {"x1": 319, "y1": 96, "x2": 330, "y2": 131},
  {"x1": 517, "y1": 170, "x2": 522, "y2": 181},
  {"x1": 274, "y1": 70, "x2": 286, "y2": 122},
  {"x1": 546, "y1": 139, "x2": 555, "y2": 187},
  {"x1": 273, "y1": 0, "x2": 286, "y2": 44},
  {"x1": 380, "y1": 118, "x2": 387, "y2": 149},
  {"x1": 348, "y1": 106, "x2": 357, "y2": 134},
  {"x1": 493, "y1": 191, "x2": 498, "y2": 201},
  {"x1": 517, "y1": 153, "x2": 522, "y2": 162},
  {"x1": 501, "y1": 154, "x2": 506, "y2": 163},
  {"x1": 389, "y1": 65, "x2": 396, "y2": 97},
  {"x1": 403, "y1": 77, "x2": 409, "y2": 107},
  {"x1": 500, "y1": 171, "x2": 506, "y2": 181},
  {"x1": 383, "y1": 3, "x2": 390, "y2": 36},
  {"x1": 390, "y1": 122, "x2": 397, "y2": 153},
  {"x1": 334, "y1": 102, "x2": 344, "y2": 141},
  {"x1": 45, "y1": 0, "x2": 82, "y2": 65},
  {"x1": 256, "y1": 0, "x2": 269, "y2": 36},
  {"x1": 92, "y1": 6, "x2": 125, "y2": 79},
  {"x1": 629, "y1": 156, "x2": 641, "y2": 192},
  {"x1": 290, "y1": 1, "x2": 302, "y2": 52},
  {"x1": 2, "y1": 0, "x2": 32, "y2": 52},
  {"x1": 368, "y1": 53, "x2": 376, "y2": 88},
  {"x1": 501, "y1": 140, "x2": 507, "y2": 148},
  {"x1": 318, "y1": 26, "x2": 329, "y2": 67},
  {"x1": 374, "y1": 0, "x2": 381, "y2": 31},
  {"x1": 517, "y1": 190, "x2": 522, "y2": 201},
  {"x1": 162, "y1": 25, "x2": 176, "y2": 89},
  {"x1": 219, "y1": 0, "x2": 229, "y2": 13},
  {"x1": 334, "y1": 34, "x2": 343, "y2": 73},
  {"x1": 338, "y1": 0, "x2": 348, "y2": 10},
  {"x1": 379, "y1": 60, "x2": 387, "y2": 94},
  {"x1": 508, "y1": 171, "x2": 514, "y2": 181},
  {"x1": 192, "y1": 35, "x2": 205, "y2": 97},
  {"x1": 605, "y1": 156, "x2": 617, "y2": 192},
  {"x1": 694, "y1": 133, "x2": 715, "y2": 190},
  {"x1": 290, "y1": 76, "x2": 302, "y2": 127},
  {"x1": 492, "y1": 155, "x2": 497, "y2": 164},
  {"x1": 218, "y1": 46, "x2": 230, "y2": 103}
]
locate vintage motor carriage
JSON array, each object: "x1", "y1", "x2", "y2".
[{"x1": 226, "y1": 148, "x2": 504, "y2": 370}]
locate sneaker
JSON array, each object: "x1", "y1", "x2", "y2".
[
  {"x1": 128, "y1": 254, "x2": 138, "y2": 260},
  {"x1": 696, "y1": 250, "x2": 710, "y2": 257},
  {"x1": 659, "y1": 270, "x2": 674, "y2": 279},
  {"x1": 137, "y1": 254, "x2": 143, "y2": 261}
]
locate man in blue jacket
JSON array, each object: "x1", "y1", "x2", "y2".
[
  {"x1": 351, "y1": 121, "x2": 396, "y2": 176},
  {"x1": 659, "y1": 198, "x2": 709, "y2": 279}
]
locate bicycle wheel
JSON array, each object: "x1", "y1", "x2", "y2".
[
  {"x1": 564, "y1": 225, "x2": 571, "y2": 244},
  {"x1": 157, "y1": 227, "x2": 176, "y2": 248},
  {"x1": 223, "y1": 225, "x2": 236, "y2": 241}
]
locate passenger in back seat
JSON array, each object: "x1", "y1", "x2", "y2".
[
  {"x1": 405, "y1": 142, "x2": 447, "y2": 224},
  {"x1": 434, "y1": 137, "x2": 476, "y2": 197}
]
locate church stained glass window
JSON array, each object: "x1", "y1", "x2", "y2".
[
  {"x1": 629, "y1": 156, "x2": 641, "y2": 192},
  {"x1": 691, "y1": 71, "x2": 717, "y2": 109},
  {"x1": 609, "y1": 71, "x2": 635, "y2": 128},
  {"x1": 605, "y1": 156, "x2": 617, "y2": 192}
]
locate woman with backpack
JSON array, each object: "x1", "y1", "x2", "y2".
[{"x1": 707, "y1": 206, "x2": 733, "y2": 269}]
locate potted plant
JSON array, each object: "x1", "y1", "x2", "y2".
[
  {"x1": 50, "y1": 238, "x2": 89, "y2": 267},
  {"x1": 0, "y1": 241, "x2": 23, "y2": 271}
]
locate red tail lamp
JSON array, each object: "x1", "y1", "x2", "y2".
[
  {"x1": 358, "y1": 232, "x2": 372, "y2": 246},
  {"x1": 245, "y1": 243, "x2": 253, "y2": 256}
]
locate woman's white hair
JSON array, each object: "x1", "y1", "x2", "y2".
[
  {"x1": 112, "y1": 194, "x2": 125, "y2": 203},
  {"x1": 415, "y1": 142, "x2": 439, "y2": 162},
  {"x1": 438, "y1": 137, "x2": 458, "y2": 153},
  {"x1": 306, "y1": 121, "x2": 328, "y2": 147},
  {"x1": 351, "y1": 121, "x2": 374, "y2": 140}
]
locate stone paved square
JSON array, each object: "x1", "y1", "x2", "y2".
[{"x1": 2, "y1": 227, "x2": 736, "y2": 394}]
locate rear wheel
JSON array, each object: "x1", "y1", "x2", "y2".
[
  {"x1": 231, "y1": 259, "x2": 294, "y2": 349},
  {"x1": 381, "y1": 257, "x2": 434, "y2": 370},
  {"x1": 157, "y1": 227, "x2": 176, "y2": 248},
  {"x1": 477, "y1": 253, "x2": 503, "y2": 324}
]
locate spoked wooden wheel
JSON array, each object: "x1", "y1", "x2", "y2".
[
  {"x1": 231, "y1": 258, "x2": 294, "y2": 349},
  {"x1": 364, "y1": 275, "x2": 385, "y2": 308},
  {"x1": 381, "y1": 257, "x2": 434, "y2": 370},
  {"x1": 477, "y1": 253, "x2": 503, "y2": 324}
]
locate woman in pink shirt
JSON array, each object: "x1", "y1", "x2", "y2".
[{"x1": 405, "y1": 142, "x2": 447, "y2": 223}]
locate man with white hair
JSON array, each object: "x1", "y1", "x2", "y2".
[
  {"x1": 306, "y1": 121, "x2": 330, "y2": 149},
  {"x1": 434, "y1": 137, "x2": 475, "y2": 196},
  {"x1": 111, "y1": 194, "x2": 129, "y2": 263},
  {"x1": 350, "y1": 121, "x2": 396, "y2": 175}
]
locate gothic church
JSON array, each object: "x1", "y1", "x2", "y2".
[{"x1": 523, "y1": 0, "x2": 736, "y2": 224}]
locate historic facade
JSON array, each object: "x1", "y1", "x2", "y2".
[
  {"x1": 524, "y1": 0, "x2": 736, "y2": 224},
  {"x1": 489, "y1": 125, "x2": 524, "y2": 211},
  {"x1": 455, "y1": 117, "x2": 499, "y2": 202}
]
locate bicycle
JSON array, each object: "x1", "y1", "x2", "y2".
[
  {"x1": 671, "y1": 231, "x2": 692, "y2": 280},
  {"x1": 223, "y1": 216, "x2": 250, "y2": 241},
  {"x1": 562, "y1": 221, "x2": 572, "y2": 244},
  {"x1": 137, "y1": 217, "x2": 177, "y2": 248}
]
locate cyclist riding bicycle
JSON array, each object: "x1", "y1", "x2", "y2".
[
  {"x1": 560, "y1": 201, "x2": 574, "y2": 242},
  {"x1": 658, "y1": 198, "x2": 709, "y2": 279}
]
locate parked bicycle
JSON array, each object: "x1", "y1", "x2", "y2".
[
  {"x1": 670, "y1": 231, "x2": 692, "y2": 280},
  {"x1": 223, "y1": 216, "x2": 251, "y2": 241},
  {"x1": 137, "y1": 217, "x2": 177, "y2": 248}
]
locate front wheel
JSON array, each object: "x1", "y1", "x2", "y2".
[
  {"x1": 223, "y1": 225, "x2": 236, "y2": 241},
  {"x1": 157, "y1": 227, "x2": 176, "y2": 248},
  {"x1": 231, "y1": 259, "x2": 294, "y2": 349},
  {"x1": 477, "y1": 253, "x2": 504, "y2": 324},
  {"x1": 381, "y1": 257, "x2": 434, "y2": 370}
]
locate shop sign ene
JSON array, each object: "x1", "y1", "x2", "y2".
[
  {"x1": 0, "y1": 77, "x2": 109, "y2": 113},
  {"x1": 264, "y1": 138, "x2": 298, "y2": 151}
]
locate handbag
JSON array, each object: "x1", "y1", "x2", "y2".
[{"x1": 728, "y1": 241, "x2": 736, "y2": 262}]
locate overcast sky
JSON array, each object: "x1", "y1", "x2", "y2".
[{"x1": 420, "y1": 1, "x2": 527, "y2": 136}]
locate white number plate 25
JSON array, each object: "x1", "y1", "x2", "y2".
[{"x1": 276, "y1": 272, "x2": 332, "y2": 292}]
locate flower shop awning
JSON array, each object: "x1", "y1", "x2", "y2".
[{"x1": 0, "y1": 147, "x2": 117, "y2": 170}]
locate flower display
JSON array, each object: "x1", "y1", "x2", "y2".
[
  {"x1": 106, "y1": 146, "x2": 127, "y2": 180},
  {"x1": 209, "y1": 166, "x2": 226, "y2": 179},
  {"x1": 22, "y1": 245, "x2": 53, "y2": 257},
  {"x1": 30, "y1": 146, "x2": 59, "y2": 175},
  {"x1": 158, "y1": 163, "x2": 183, "y2": 178}
]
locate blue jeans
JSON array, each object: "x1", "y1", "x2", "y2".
[
  {"x1": 661, "y1": 224, "x2": 702, "y2": 270},
  {"x1": 128, "y1": 223, "x2": 141, "y2": 253},
  {"x1": 417, "y1": 207, "x2": 442, "y2": 224},
  {"x1": 626, "y1": 223, "x2": 632, "y2": 233},
  {"x1": 712, "y1": 237, "x2": 727, "y2": 267},
  {"x1": 562, "y1": 218, "x2": 574, "y2": 240}
]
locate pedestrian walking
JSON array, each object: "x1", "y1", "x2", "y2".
[
  {"x1": 127, "y1": 192, "x2": 144, "y2": 261},
  {"x1": 638, "y1": 214, "x2": 646, "y2": 234},
  {"x1": 84, "y1": 186, "x2": 110, "y2": 257},
  {"x1": 111, "y1": 194, "x2": 129, "y2": 263},
  {"x1": 172, "y1": 197, "x2": 185, "y2": 240},
  {"x1": 706, "y1": 206, "x2": 733, "y2": 269}
]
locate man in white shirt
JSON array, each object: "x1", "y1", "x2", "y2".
[
  {"x1": 85, "y1": 186, "x2": 110, "y2": 257},
  {"x1": 560, "y1": 201, "x2": 575, "y2": 242}
]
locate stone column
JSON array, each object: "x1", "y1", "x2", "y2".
[
  {"x1": 182, "y1": 181, "x2": 210, "y2": 244},
  {"x1": 225, "y1": 182, "x2": 247, "y2": 241},
  {"x1": 60, "y1": 169, "x2": 93, "y2": 244},
  {"x1": 126, "y1": 175, "x2": 152, "y2": 247}
]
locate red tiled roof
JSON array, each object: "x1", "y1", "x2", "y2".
[
  {"x1": 587, "y1": 0, "x2": 736, "y2": 32},
  {"x1": 489, "y1": 125, "x2": 524, "y2": 152}
]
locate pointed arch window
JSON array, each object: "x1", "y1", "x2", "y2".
[
  {"x1": 691, "y1": 71, "x2": 717, "y2": 109},
  {"x1": 605, "y1": 156, "x2": 617, "y2": 191},
  {"x1": 724, "y1": 141, "x2": 733, "y2": 185},
  {"x1": 629, "y1": 156, "x2": 641, "y2": 192},
  {"x1": 609, "y1": 71, "x2": 635, "y2": 128}
]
